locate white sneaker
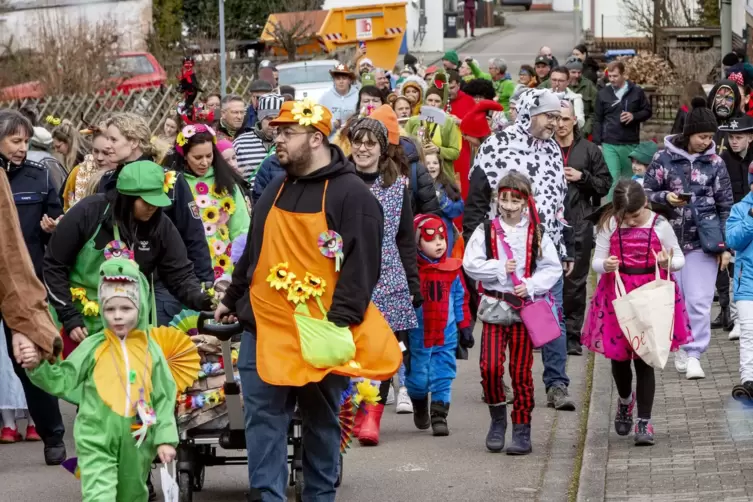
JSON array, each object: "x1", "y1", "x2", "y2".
[
  {"x1": 386, "y1": 385, "x2": 395, "y2": 405},
  {"x1": 396, "y1": 387, "x2": 413, "y2": 414},
  {"x1": 674, "y1": 350, "x2": 688, "y2": 373},
  {"x1": 730, "y1": 323, "x2": 741, "y2": 341},
  {"x1": 686, "y1": 357, "x2": 706, "y2": 380}
]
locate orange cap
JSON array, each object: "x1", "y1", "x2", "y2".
[
  {"x1": 369, "y1": 104, "x2": 400, "y2": 145},
  {"x1": 270, "y1": 99, "x2": 333, "y2": 138}
]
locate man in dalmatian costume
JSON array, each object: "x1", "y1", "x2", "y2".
[{"x1": 463, "y1": 87, "x2": 576, "y2": 411}]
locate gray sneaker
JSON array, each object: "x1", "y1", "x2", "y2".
[{"x1": 547, "y1": 386, "x2": 575, "y2": 411}]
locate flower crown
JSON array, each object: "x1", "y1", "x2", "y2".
[{"x1": 176, "y1": 124, "x2": 217, "y2": 156}]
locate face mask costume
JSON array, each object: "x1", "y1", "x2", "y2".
[{"x1": 707, "y1": 79, "x2": 742, "y2": 124}]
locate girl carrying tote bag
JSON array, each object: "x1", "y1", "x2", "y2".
[{"x1": 612, "y1": 253, "x2": 675, "y2": 369}]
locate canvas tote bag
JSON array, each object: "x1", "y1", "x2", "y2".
[{"x1": 611, "y1": 255, "x2": 675, "y2": 369}]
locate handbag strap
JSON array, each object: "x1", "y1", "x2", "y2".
[{"x1": 491, "y1": 218, "x2": 523, "y2": 287}]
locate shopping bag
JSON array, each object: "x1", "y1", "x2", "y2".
[
  {"x1": 160, "y1": 461, "x2": 179, "y2": 502},
  {"x1": 611, "y1": 258, "x2": 675, "y2": 369}
]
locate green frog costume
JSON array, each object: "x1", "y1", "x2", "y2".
[{"x1": 28, "y1": 257, "x2": 178, "y2": 502}]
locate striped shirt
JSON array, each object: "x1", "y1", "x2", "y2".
[{"x1": 233, "y1": 130, "x2": 271, "y2": 187}]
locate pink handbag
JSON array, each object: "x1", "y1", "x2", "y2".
[{"x1": 492, "y1": 219, "x2": 561, "y2": 348}]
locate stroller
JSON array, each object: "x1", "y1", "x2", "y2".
[{"x1": 176, "y1": 312, "x2": 342, "y2": 502}]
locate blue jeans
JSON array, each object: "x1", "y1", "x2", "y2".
[
  {"x1": 405, "y1": 328, "x2": 458, "y2": 403},
  {"x1": 154, "y1": 280, "x2": 183, "y2": 327},
  {"x1": 541, "y1": 276, "x2": 569, "y2": 390},
  {"x1": 238, "y1": 332, "x2": 348, "y2": 502}
]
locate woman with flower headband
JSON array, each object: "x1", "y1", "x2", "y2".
[
  {"x1": 44, "y1": 161, "x2": 213, "y2": 355},
  {"x1": 169, "y1": 123, "x2": 250, "y2": 294},
  {"x1": 96, "y1": 112, "x2": 214, "y2": 325}
]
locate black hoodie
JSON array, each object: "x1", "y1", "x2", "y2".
[
  {"x1": 721, "y1": 146, "x2": 753, "y2": 204},
  {"x1": 222, "y1": 145, "x2": 385, "y2": 332},
  {"x1": 708, "y1": 80, "x2": 745, "y2": 152},
  {"x1": 97, "y1": 155, "x2": 214, "y2": 283}
]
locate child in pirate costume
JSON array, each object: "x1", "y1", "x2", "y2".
[
  {"x1": 23, "y1": 258, "x2": 178, "y2": 501},
  {"x1": 408, "y1": 214, "x2": 474, "y2": 436},
  {"x1": 463, "y1": 172, "x2": 563, "y2": 455}
]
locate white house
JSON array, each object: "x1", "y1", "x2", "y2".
[
  {"x1": 323, "y1": 0, "x2": 444, "y2": 53},
  {"x1": 552, "y1": 0, "x2": 747, "y2": 39},
  {"x1": 0, "y1": 0, "x2": 152, "y2": 55}
]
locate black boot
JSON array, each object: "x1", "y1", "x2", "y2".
[
  {"x1": 506, "y1": 423, "x2": 532, "y2": 455},
  {"x1": 485, "y1": 405, "x2": 507, "y2": 452},
  {"x1": 567, "y1": 337, "x2": 583, "y2": 356},
  {"x1": 722, "y1": 307, "x2": 734, "y2": 331},
  {"x1": 430, "y1": 401, "x2": 450, "y2": 437},
  {"x1": 732, "y1": 381, "x2": 753, "y2": 406},
  {"x1": 43, "y1": 440, "x2": 66, "y2": 466},
  {"x1": 412, "y1": 397, "x2": 430, "y2": 430}
]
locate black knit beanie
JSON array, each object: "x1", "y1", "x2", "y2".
[{"x1": 683, "y1": 97, "x2": 718, "y2": 136}]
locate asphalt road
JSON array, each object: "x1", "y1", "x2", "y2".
[
  {"x1": 463, "y1": 10, "x2": 577, "y2": 81},
  {"x1": 0, "y1": 11, "x2": 587, "y2": 502}
]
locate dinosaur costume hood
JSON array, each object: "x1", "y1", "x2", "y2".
[{"x1": 98, "y1": 257, "x2": 151, "y2": 334}]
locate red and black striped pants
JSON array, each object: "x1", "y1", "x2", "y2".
[{"x1": 479, "y1": 321, "x2": 534, "y2": 425}]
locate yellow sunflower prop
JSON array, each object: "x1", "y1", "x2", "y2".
[{"x1": 292, "y1": 98, "x2": 325, "y2": 127}]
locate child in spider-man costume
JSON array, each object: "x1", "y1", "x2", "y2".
[{"x1": 407, "y1": 214, "x2": 473, "y2": 437}]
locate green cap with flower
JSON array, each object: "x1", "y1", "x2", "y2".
[{"x1": 117, "y1": 161, "x2": 173, "y2": 207}]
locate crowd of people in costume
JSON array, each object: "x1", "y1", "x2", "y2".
[{"x1": 1, "y1": 42, "x2": 753, "y2": 502}]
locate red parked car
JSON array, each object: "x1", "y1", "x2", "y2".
[{"x1": 0, "y1": 52, "x2": 167, "y2": 101}]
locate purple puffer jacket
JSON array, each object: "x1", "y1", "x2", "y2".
[{"x1": 643, "y1": 134, "x2": 733, "y2": 251}]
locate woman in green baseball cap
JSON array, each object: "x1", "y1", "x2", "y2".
[{"x1": 43, "y1": 159, "x2": 213, "y2": 352}]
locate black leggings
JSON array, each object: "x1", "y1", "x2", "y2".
[
  {"x1": 611, "y1": 358, "x2": 655, "y2": 420},
  {"x1": 378, "y1": 330, "x2": 407, "y2": 403}
]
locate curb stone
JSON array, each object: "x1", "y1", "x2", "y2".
[{"x1": 576, "y1": 354, "x2": 612, "y2": 502}]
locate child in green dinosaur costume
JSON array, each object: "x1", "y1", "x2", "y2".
[{"x1": 24, "y1": 257, "x2": 178, "y2": 502}]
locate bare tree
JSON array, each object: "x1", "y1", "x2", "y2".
[
  {"x1": 265, "y1": 12, "x2": 317, "y2": 62},
  {"x1": 621, "y1": 0, "x2": 697, "y2": 37},
  {"x1": 668, "y1": 48, "x2": 720, "y2": 84}
]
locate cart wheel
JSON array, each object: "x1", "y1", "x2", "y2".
[
  {"x1": 193, "y1": 464, "x2": 205, "y2": 492},
  {"x1": 294, "y1": 473, "x2": 303, "y2": 502},
  {"x1": 335, "y1": 454, "x2": 343, "y2": 487},
  {"x1": 178, "y1": 472, "x2": 193, "y2": 502}
]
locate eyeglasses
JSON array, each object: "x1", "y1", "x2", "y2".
[
  {"x1": 274, "y1": 128, "x2": 310, "y2": 141},
  {"x1": 542, "y1": 113, "x2": 560, "y2": 122},
  {"x1": 352, "y1": 139, "x2": 379, "y2": 149}
]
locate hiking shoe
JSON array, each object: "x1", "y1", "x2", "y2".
[
  {"x1": 547, "y1": 386, "x2": 575, "y2": 411},
  {"x1": 396, "y1": 387, "x2": 413, "y2": 414},
  {"x1": 634, "y1": 420, "x2": 655, "y2": 446},
  {"x1": 485, "y1": 405, "x2": 507, "y2": 452},
  {"x1": 614, "y1": 392, "x2": 635, "y2": 436}
]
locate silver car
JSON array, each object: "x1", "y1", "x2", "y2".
[{"x1": 276, "y1": 60, "x2": 340, "y2": 104}]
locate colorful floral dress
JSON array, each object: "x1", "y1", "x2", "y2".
[
  {"x1": 581, "y1": 215, "x2": 692, "y2": 361},
  {"x1": 370, "y1": 175, "x2": 418, "y2": 332},
  {"x1": 184, "y1": 167, "x2": 250, "y2": 282}
]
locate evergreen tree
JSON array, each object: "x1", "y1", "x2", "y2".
[
  {"x1": 152, "y1": 0, "x2": 183, "y2": 45},
  {"x1": 696, "y1": 0, "x2": 720, "y2": 26}
]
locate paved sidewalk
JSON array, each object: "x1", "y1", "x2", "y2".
[{"x1": 579, "y1": 305, "x2": 753, "y2": 501}]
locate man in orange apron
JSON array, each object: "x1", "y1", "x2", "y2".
[{"x1": 216, "y1": 99, "x2": 401, "y2": 501}]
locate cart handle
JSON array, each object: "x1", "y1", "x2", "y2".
[{"x1": 197, "y1": 311, "x2": 243, "y2": 341}]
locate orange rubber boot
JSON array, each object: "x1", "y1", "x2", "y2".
[{"x1": 358, "y1": 404, "x2": 385, "y2": 446}]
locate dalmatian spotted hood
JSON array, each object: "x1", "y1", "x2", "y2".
[{"x1": 471, "y1": 88, "x2": 569, "y2": 256}]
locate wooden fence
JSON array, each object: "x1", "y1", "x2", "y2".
[{"x1": 0, "y1": 75, "x2": 255, "y2": 135}]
